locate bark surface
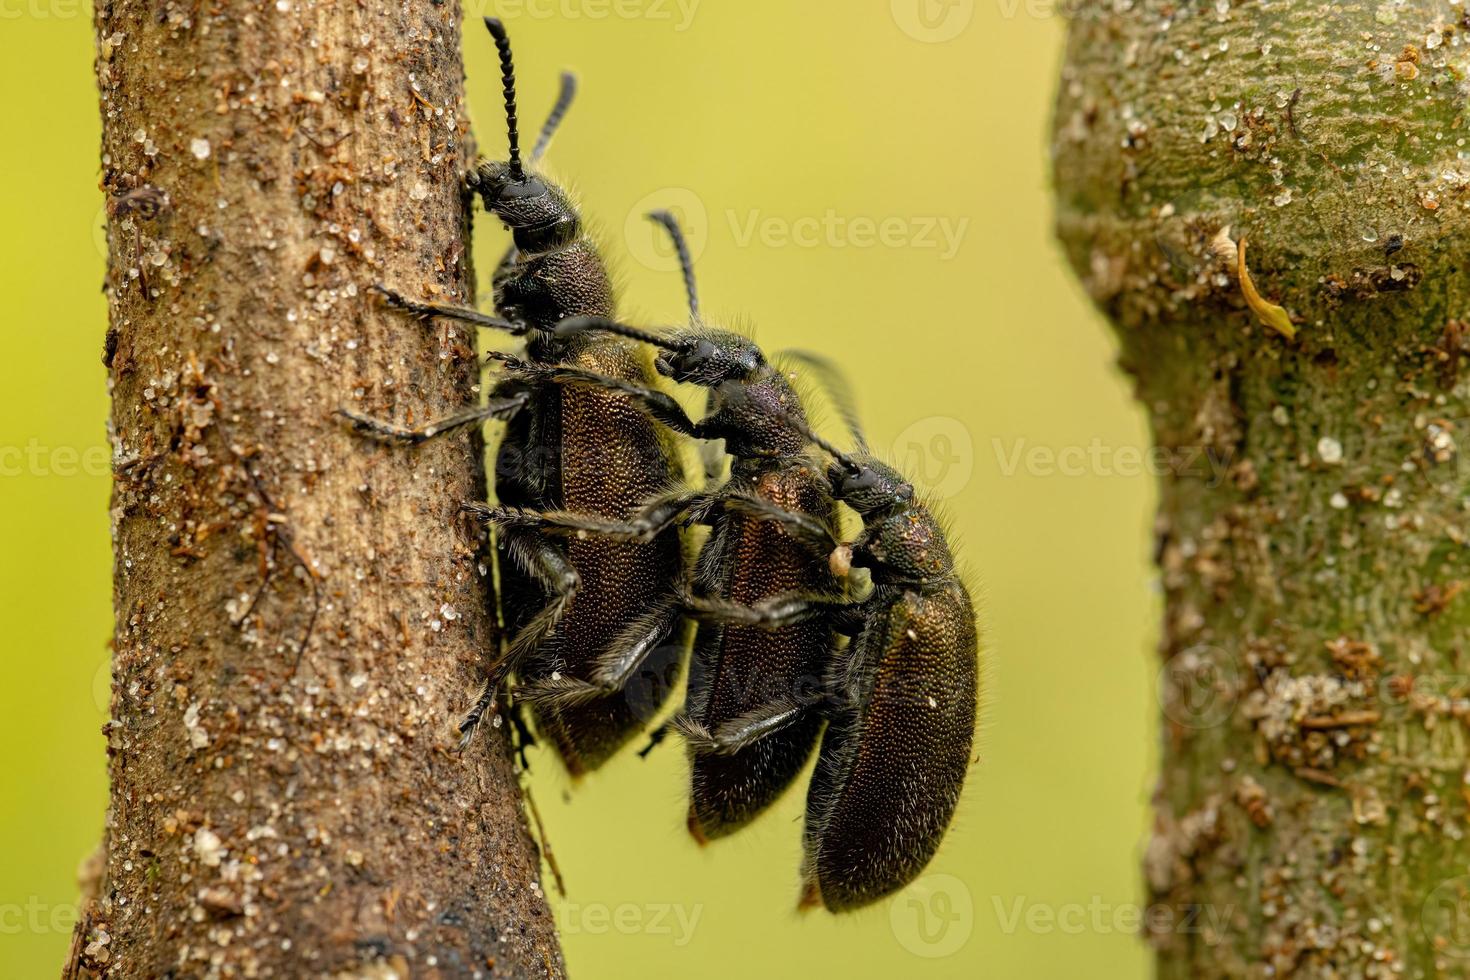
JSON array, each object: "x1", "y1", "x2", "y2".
[
  {"x1": 1054, "y1": 1, "x2": 1470, "y2": 977},
  {"x1": 70, "y1": 2, "x2": 563, "y2": 976}
]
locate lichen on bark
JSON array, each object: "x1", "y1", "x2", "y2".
[
  {"x1": 72, "y1": 1, "x2": 563, "y2": 976},
  {"x1": 1054, "y1": 1, "x2": 1470, "y2": 977}
]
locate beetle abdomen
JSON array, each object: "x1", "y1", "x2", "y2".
[
  {"x1": 521, "y1": 341, "x2": 687, "y2": 774},
  {"x1": 687, "y1": 465, "x2": 837, "y2": 839},
  {"x1": 801, "y1": 583, "x2": 978, "y2": 911}
]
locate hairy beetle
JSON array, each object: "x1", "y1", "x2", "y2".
[
  {"x1": 482, "y1": 213, "x2": 847, "y2": 840},
  {"x1": 342, "y1": 19, "x2": 688, "y2": 776},
  {"x1": 680, "y1": 409, "x2": 979, "y2": 912}
]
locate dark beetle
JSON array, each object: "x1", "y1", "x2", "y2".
[
  {"x1": 485, "y1": 213, "x2": 846, "y2": 840},
  {"x1": 342, "y1": 18, "x2": 687, "y2": 775},
  {"x1": 801, "y1": 448, "x2": 978, "y2": 911},
  {"x1": 681, "y1": 413, "x2": 979, "y2": 912}
]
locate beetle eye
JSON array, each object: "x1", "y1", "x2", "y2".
[{"x1": 496, "y1": 176, "x2": 548, "y2": 201}]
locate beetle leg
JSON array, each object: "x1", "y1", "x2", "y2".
[
  {"x1": 680, "y1": 590, "x2": 852, "y2": 630},
  {"x1": 468, "y1": 490, "x2": 709, "y2": 544},
  {"x1": 829, "y1": 599, "x2": 873, "y2": 636},
  {"x1": 504, "y1": 693, "x2": 538, "y2": 770},
  {"x1": 719, "y1": 493, "x2": 840, "y2": 555},
  {"x1": 636, "y1": 723, "x2": 670, "y2": 758},
  {"x1": 337, "y1": 394, "x2": 529, "y2": 445},
  {"x1": 515, "y1": 598, "x2": 682, "y2": 708},
  {"x1": 588, "y1": 598, "x2": 683, "y2": 687},
  {"x1": 459, "y1": 530, "x2": 580, "y2": 751},
  {"x1": 674, "y1": 697, "x2": 819, "y2": 756},
  {"x1": 537, "y1": 368, "x2": 719, "y2": 440},
  {"x1": 510, "y1": 674, "x2": 609, "y2": 708},
  {"x1": 371, "y1": 284, "x2": 525, "y2": 334}
]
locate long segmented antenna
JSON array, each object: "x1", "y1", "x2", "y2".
[
  {"x1": 484, "y1": 18, "x2": 525, "y2": 180},
  {"x1": 492, "y1": 71, "x2": 578, "y2": 271},
  {"x1": 722, "y1": 383, "x2": 864, "y2": 475},
  {"x1": 552, "y1": 315, "x2": 690, "y2": 352},
  {"x1": 531, "y1": 71, "x2": 578, "y2": 163},
  {"x1": 789, "y1": 415, "x2": 864, "y2": 475},
  {"x1": 778, "y1": 349, "x2": 868, "y2": 451},
  {"x1": 646, "y1": 210, "x2": 700, "y2": 322}
]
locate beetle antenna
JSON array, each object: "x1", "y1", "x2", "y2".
[
  {"x1": 791, "y1": 418, "x2": 864, "y2": 475},
  {"x1": 484, "y1": 17, "x2": 525, "y2": 181},
  {"x1": 552, "y1": 315, "x2": 690, "y2": 352},
  {"x1": 646, "y1": 210, "x2": 700, "y2": 323},
  {"x1": 722, "y1": 384, "x2": 864, "y2": 474},
  {"x1": 778, "y1": 349, "x2": 868, "y2": 451},
  {"x1": 531, "y1": 71, "x2": 578, "y2": 162}
]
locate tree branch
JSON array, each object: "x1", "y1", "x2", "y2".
[
  {"x1": 72, "y1": 1, "x2": 563, "y2": 975},
  {"x1": 1055, "y1": 1, "x2": 1470, "y2": 976}
]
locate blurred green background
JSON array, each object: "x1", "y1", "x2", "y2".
[{"x1": 1, "y1": 1, "x2": 1158, "y2": 976}]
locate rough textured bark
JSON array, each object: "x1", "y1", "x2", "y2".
[
  {"x1": 70, "y1": 1, "x2": 563, "y2": 976},
  {"x1": 1054, "y1": 1, "x2": 1470, "y2": 977}
]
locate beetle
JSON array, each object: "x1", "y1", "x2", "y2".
[
  {"x1": 480, "y1": 213, "x2": 849, "y2": 840},
  {"x1": 678, "y1": 409, "x2": 980, "y2": 912},
  {"x1": 341, "y1": 18, "x2": 688, "y2": 776}
]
